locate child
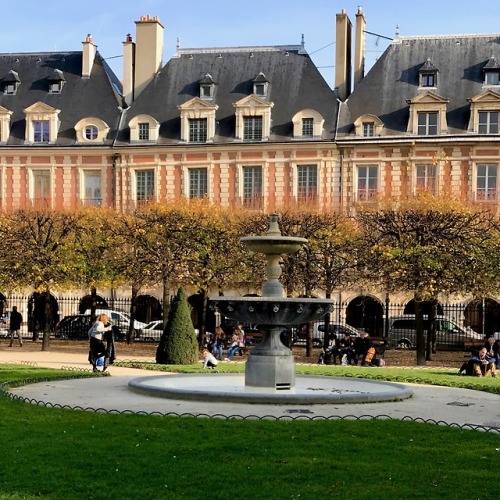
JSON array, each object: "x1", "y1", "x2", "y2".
[{"x1": 202, "y1": 349, "x2": 219, "y2": 369}]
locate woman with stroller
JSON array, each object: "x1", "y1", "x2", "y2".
[{"x1": 88, "y1": 313, "x2": 112, "y2": 373}]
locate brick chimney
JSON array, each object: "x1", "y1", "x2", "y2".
[
  {"x1": 133, "y1": 15, "x2": 164, "y2": 100},
  {"x1": 82, "y1": 34, "x2": 97, "y2": 78},
  {"x1": 335, "y1": 9, "x2": 352, "y2": 101},
  {"x1": 122, "y1": 33, "x2": 135, "y2": 106},
  {"x1": 354, "y1": 7, "x2": 366, "y2": 88}
]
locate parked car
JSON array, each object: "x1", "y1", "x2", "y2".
[
  {"x1": 388, "y1": 315, "x2": 484, "y2": 349},
  {"x1": 83, "y1": 309, "x2": 146, "y2": 336},
  {"x1": 140, "y1": 320, "x2": 163, "y2": 341},
  {"x1": 292, "y1": 322, "x2": 360, "y2": 347},
  {"x1": 56, "y1": 314, "x2": 126, "y2": 340}
]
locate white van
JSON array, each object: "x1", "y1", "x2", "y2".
[
  {"x1": 84, "y1": 309, "x2": 147, "y2": 336},
  {"x1": 388, "y1": 315, "x2": 483, "y2": 349}
]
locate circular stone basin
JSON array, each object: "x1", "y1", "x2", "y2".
[
  {"x1": 210, "y1": 297, "x2": 334, "y2": 326},
  {"x1": 241, "y1": 235, "x2": 307, "y2": 254},
  {"x1": 128, "y1": 374, "x2": 413, "y2": 405}
]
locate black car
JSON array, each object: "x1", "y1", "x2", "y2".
[{"x1": 56, "y1": 315, "x2": 125, "y2": 341}]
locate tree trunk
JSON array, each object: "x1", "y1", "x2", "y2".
[
  {"x1": 41, "y1": 291, "x2": 51, "y2": 352},
  {"x1": 415, "y1": 299, "x2": 426, "y2": 365},
  {"x1": 161, "y1": 276, "x2": 170, "y2": 328},
  {"x1": 127, "y1": 285, "x2": 140, "y2": 344},
  {"x1": 198, "y1": 289, "x2": 208, "y2": 349}
]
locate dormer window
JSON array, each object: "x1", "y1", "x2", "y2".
[
  {"x1": 128, "y1": 114, "x2": 159, "y2": 143},
  {"x1": 419, "y1": 59, "x2": 438, "y2": 88},
  {"x1": 234, "y1": 95, "x2": 273, "y2": 141},
  {"x1": 252, "y1": 72, "x2": 269, "y2": 97},
  {"x1": 74, "y1": 117, "x2": 110, "y2": 143},
  {"x1": 178, "y1": 99, "x2": 218, "y2": 143},
  {"x1": 2, "y1": 70, "x2": 20, "y2": 95},
  {"x1": 406, "y1": 92, "x2": 449, "y2": 135},
  {"x1": 353, "y1": 114, "x2": 384, "y2": 137},
  {"x1": 483, "y1": 56, "x2": 500, "y2": 85},
  {"x1": 292, "y1": 109, "x2": 325, "y2": 139},
  {"x1": 48, "y1": 69, "x2": 66, "y2": 94},
  {"x1": 199, "y1": 73, "x2": 216, "y2": 99}
]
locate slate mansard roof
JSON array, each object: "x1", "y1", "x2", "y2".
[
  {"x1": 0, "y1": 52, "x2": 122, "y2": 146},
  {"x1": 118, "y1": 45, "x2": 339, "y2": 145},
  {"x1": 338, "y1": 34, "x2": 500, "y2": 137}
]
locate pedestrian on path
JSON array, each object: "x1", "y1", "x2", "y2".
[{"x1": 9, "y1": 306, "x2": 23, "y2": 347}]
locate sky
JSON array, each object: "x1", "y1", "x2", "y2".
[{"x1": 3, "y1": 1, "x2": 500, "y2": 88}]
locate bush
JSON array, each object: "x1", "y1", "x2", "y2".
[{"x1": 156, "y1": 288, "x2": 198, "y2": 365}]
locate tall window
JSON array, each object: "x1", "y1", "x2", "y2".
[
  {"x1": 477, "y1": 165, "x2": 497, "y2": 201},
  {"x1": 478, "y1": 111, "x2": 499, "y2": 134},
  {"x1": 136, "y1": 170, "x2": 155, "y2": 203},
  {"x1": 297, "y1": 165, "x2": 317, "y2": 203},
  {"x1": 417, "y1": 112, "x2": 438, "y2": 135},
  {"x1": 242, "y1": 166, "x2": 263, "y2": 208},
  {"x1": 32, "y1": 170, "x2": 51, "y2": 207},
  {"x1": 189, "y1": 168, "x2": 208, "y2": 198},
  {"x1": 83, "y1": 172, "x2": 101, "y2": 206},
  {"x1": 189, "y1": 118, "x2": 207, "y2": 142},
  {"x1": 357, "y1": 166, "x2": 378, "y2": 201},
  {"x1": 416, "y1": 165, "x2": 437, "y2": 194},
  {"x1": 138, "y1": 123, "x2": 150, "y2": 141},
  {"x1": 363, "y1": 122, "x2": 375, "y2": 137},
  {"x1": 243, "y1": 116, "x2": 263, "y2": 140},
  {"x1": 34, "y1": 121, "x2": 50, "y2": 142},
  {"x1": 301, "y1": 118, "x2": 314, "y2": 137}
]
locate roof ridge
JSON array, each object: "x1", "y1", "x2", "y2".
[
  {"x1": 175, "y1": 45, "x2": 306, "y2": 56},
  {"x1": 394, "y1": 33, "x2": 500, "y2": 42}
]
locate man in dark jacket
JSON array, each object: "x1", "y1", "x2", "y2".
[
  {"x1": 353, "y1": 330, "x2": 372, "y2": 366},
  {"x1": 9, "y1": 306, "x2": 23, "y2": 347}
]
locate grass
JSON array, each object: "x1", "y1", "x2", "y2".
[{"x1": 0, "y1": 364, "x2": 499, "y2": 499}]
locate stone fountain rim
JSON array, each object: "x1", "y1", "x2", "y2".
[{"x1": 241, "y1": 235, "x2": 308, "y2": 243}]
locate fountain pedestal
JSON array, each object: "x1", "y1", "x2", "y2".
[{"x1": 244, "y1": 326, "x2": 295, "y2": 389}]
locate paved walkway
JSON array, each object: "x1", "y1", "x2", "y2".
[{"x1": 2, "y1": 347, "x2": 500, "y2": 429}]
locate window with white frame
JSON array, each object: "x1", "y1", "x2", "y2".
[
  {"x1": 357, "y1": 166, "x2": 378, "y2": 201},
  {"x1": 189, "y1": 118, "x2": 208, "y2": 142},
  {"x1": 302, "y1": 118, "x2": 314, "y2": 137},
  {"x1": 297, "y1": 165, "x2": 317, "y2": 203},
  {"x1": 242, "y1": 166, "x2": 263, "y2": 208},
  {"x1": 136, "y1": 170, "x2": 155, "y2": 203},
  {"x1": 189, "y1": 168, "x2": 208, "y2": 199},
  {"x1": 4, "y1": 83, "x2": 17, "y2": 95},
  {"x1": 416, "y1": 165, "x2": 437, "y2": 195},
  {"x1": 478, "y1": 111, "x2": 499, "y2": 134},
  {"x1": 476, "y1": 165, "x2": 497, "y2": 201},
  {"x1": 83, "y1": 171, "x2": 101, "y2": 206},
  {"x1": 243, "y1": 116, "x2": 263, "y2": 140},
  {"x1": 363, "y1": 122, "x2": 375, "y2": 137},
  {"x1": 421, "y1": 73, "x2": 436, "y2": 87},
  {"x1": 33, "y1": 121, "x2": 50, "y2": 143},
  {"x1": 84, "y1": 125, "x2": 98, "y2": 141},
  {"x1": 138, "y1": 123, "x2": 150, "y2": 141},
  {"x1": 32, "y1": 170, "x2": 51, "y2": 206},
  {"x1": 417, "y1": 112, "x2": 438, "y2": 135}
]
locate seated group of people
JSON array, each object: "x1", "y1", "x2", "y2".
[
  {"x1": 318, "y1": 330, "x2": 382, "y2": 367},
  {"x1": 202, "y1": 323, "x2": 246, "y2": 368},
  {"x1": 461, "y1": 336, "x2": 499, "y2": 377}
]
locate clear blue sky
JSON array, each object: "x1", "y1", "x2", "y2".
[{"x1": 3, "y1": 1, "x2": 500, "y2": 88}]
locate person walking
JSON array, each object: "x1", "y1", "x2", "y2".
[{"x1": 8, "y1": 306, "x2": 23, "y2": 347}]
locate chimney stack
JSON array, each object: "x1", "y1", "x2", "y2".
[
  {"x1": 82, "y1": 34, "x2": 97, "y2": 78},
  {"x1": 122, "y1": 33, "x2": 135, "y2": 106},
  {"x1": 354, "y1": 7, "x2": 366, "y2": 88},
  {"x1": 335, "y1": 9, "x2": 352, "y2": 101},
  {"x1": 133, "y1": 15, "x2": 164, "y2": 100}
]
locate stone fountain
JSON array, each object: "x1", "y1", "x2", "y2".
[
  {"x1": 210, "y1": 213, "x2": 334, "y2": 390},
  {"x1": 128, "y1": 214, "x2": 413, "y2": 405}
]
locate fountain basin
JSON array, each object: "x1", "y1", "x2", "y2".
[
  {"x1": 128, "y1": 374, "x2": 413, "y2": 405},
  {"x1": 241, "y1": 235, "x2": 307, "y2": 254},
  {"x1": 211, "y1": 296, "x2": 334, "y2": 326}
]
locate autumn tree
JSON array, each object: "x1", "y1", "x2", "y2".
[
  {"x1": 357, "y1": 196, "x2": 496, "y2": 365},
  {"x1": 0, "y1": 209, "x2": 83, "y2": 350}
]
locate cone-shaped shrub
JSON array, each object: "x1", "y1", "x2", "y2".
[{"x1": 156, "y1": 287, "x2": 198, "y2": 365}]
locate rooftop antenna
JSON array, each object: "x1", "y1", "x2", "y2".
[
  {"x1": 176, "y1": 37, "x2": 180, "y2": 51},
  {"x1": 301, "y1": 33, "x2": 305, "y2": 48},
  {"x1": 395, "y1": 24, "x2": 400, "y2": 37}
]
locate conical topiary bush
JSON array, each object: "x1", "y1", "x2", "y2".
[{"x1": 156, "y1": 288, "x2": 198, "y2": 365}]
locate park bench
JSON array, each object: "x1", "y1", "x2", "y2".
[
  {"x1": 463, "y1": 339, "x2": 485, "y2": 360},
  {"x1": 368, "y1": 336, "x2": 389, "y2": 357}
]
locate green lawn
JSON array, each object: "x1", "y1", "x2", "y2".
[{"x1": 0, "y1": 364, "x2": 499, "y2": 499}]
